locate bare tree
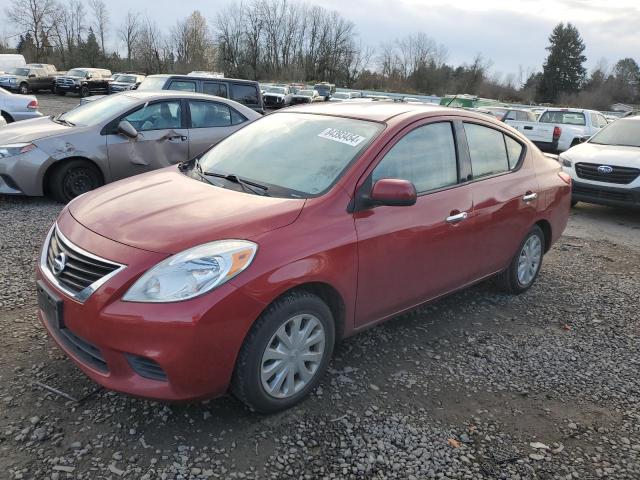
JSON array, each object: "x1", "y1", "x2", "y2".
[
  {"x1": 172, "y1": 11, "x2": 214, "y2": 72},
  {"x1": 119, "y1": 10, "x2": 140, "y2": 67},
  {"x1": 89, "y1": 0, "x2": 109, "y2": 55},
  {"x1": 5, "y1": 0, "x2": 58, "y2": 60}
]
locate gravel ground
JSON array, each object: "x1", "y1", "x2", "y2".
[{"x1": 1, "y1": 194, "x2": 639, "y2": 480}]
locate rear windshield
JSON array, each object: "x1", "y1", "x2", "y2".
[
  {"x1": 137, "y1": 76, "x2": 168, "y2": 91},
  {"x1": 539, "y1": 111, "x2": 586, "y2": 126},
  {"x1": 231, "y1": 83, "x2": 259, "y2": 107},
  {"x1": 589, "y1": 119, "x2": 640, "y2": 148}
]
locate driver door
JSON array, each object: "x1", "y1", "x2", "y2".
[{"x1": 106, "y1": 99, "x2": 189, "y2": 181}]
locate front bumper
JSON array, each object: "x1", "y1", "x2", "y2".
[
  {"x1": 0, "y1": 82, "x2": 20, "y2": 92},
  {"x1": 572, "y1": 180, "x2": 640, "y2": 208},
  {"x1": 56, "y1": 84, "x2": 82, "y2": 93},
  {"x1": 0, "y1": 146, "x2": 50, "y2": 195},
  {"x1": 36, "y1": 215, "x2": 267, "y2": 401}
]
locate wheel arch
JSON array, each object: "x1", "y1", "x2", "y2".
[
  {"x1": 0, "y1": 110, "x2": 14, "y2": 123},
  {"x1": 42, "y1": 156, "x2": 106, "y2": 196},
  {"x1": 535, "y1": 218, "x2": 552, "y2": 253}
]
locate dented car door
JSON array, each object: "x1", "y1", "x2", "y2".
[{"x1": 106, "y1": 99, "x2": 189, "y2": 181}]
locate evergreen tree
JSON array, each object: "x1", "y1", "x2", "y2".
[
  {"x1": 16, "y1": 33, "x2": 37, "y2": 62},
  {"x1": 83, "y1": 28, "x2": 102, "y2": 67},
  {"x1": 538, "y1": 23, "x2": 586, "y2": 103}
]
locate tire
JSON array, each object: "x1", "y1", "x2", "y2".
[
  {"x1": 571, "y1": 200, "x2": 578, "y2": 207},
  {"x1": 1, "y1": 111, "x2": 13, "y2": 124},
  {"x1": 80, "y1": 86, "x2": 90, "y2": 98},
  {"x1": 231, "y1": 290, "x2": 335, "y2": 413},
  {"x1": 497, "y1": 225, "x2": 545, "y2": 294},
  {"x1": 19, "y1": 83, "x2": 29, "y2": 95},
  {"x1": 48, "y1": 159, "x2": 103, "y2": 203}
]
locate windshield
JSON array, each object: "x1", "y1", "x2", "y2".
[
  {"x1": 7, "y1": 68, "x2": 29, "y2": 76},
  {"x1": 589, "y1": 119, "x2": 640, "y2": 147},
  {"x1": 116, "y1": 75, "x2": 137, "y2": 83},
  {"x1": 59, "y1": 94, "x2": 138, "y2": 126},
  {"x1": 67, "y1": 69, "x2": 88, "y2": 78},
  {"x1": 299, "y1": 90, "x2": 313, "y2": 96},
  {"x1": 137, "y1": 76, "x2": 168, "y2": 91},
  {"x1": 198, "y1": 113, "x2": 384, "y2": 197},
  {"x1": 266, "y1": 87, "x2": 286, "y2": 94},
  {"x1": 539, "y1": 111, "x2": 586, "y2": 126},
  {"x1": 315, "y1": 85, "x2": 330, "y2": 93}
]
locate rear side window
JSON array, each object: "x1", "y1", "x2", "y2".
[
  {"x1": 189, "y1": 101, "x2": 232, "y2": 128},
  {"x1": 168, "y1": 80, "x2": 196, "y2": 92},
  {"x1": 203, "y1": 82, "x2": 228, "y2": 98},
  {"x1": 231, "y1": 84, "x2": 259, "y2": 106},
  {"x1": 464, "y1": 123, "x2": 511, "y2": 178},
  {"x1": 539, "y1": 111, "x2": 586, "y2": 126},
  {"x1": 372, "y1": 122, "x2": 458, "y2": 194},
  {"x1": 504, "y1": 136, "x2": 524, "y2": 169}
]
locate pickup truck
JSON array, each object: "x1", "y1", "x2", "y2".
[
  {"x1": 504, "y1": 108, "x2": 608, "y2": 153},
  {"x1": 0, "y1": 65, "x2": 56, "y2": 94}
]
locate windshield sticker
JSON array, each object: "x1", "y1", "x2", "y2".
[{"x1": 318, "y1": 128, "x2": 366, "y2": 147}]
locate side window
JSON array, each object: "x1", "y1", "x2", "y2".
[
  {"x1": 188, "y1": 101, "x2": 232, "y2": 128},
  {"x1": 516, "y1": 111, "x2": 529, "y2": 121},
  {"x1": 504, "y1": 110, "x2": 517, "y2": 121},
  {"x1": 231, "y1": 84, "x2": 259, "y2": 106},
  {"x1": 590, "y1": 113, "x2": 599, "y2": 127},
  {"x1": 124, "y1": 101, "x2": 182, "y2": 131},
  {"x1": 464, "y1": 123, "x2": 510, "y2": 178},
  {"x1": 372, "y1": 122, "x2": 458, "y2": 194},
  {"x1": 597, "y1": 114, "x2": 607, "y2": 128},
  {"x1": 203, "y1": 82, "x2": 228, "y2": 98},
  {"x1": 230, "y1": 108, "x2": 247, "y2": 125},
  {"x1": 504, "y1": 136, "x2": 524, "y2": 170},
  {"x1": 168, "y1": 80, "x2": 196, "y2": 92}
]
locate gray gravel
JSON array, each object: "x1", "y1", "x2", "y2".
[{"x1": 1, "y1": 192, "x2": 639, "y2": 480}]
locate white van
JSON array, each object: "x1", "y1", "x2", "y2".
[{"x1": 0, "y1": 54, "x2": 27, "y2": 74}]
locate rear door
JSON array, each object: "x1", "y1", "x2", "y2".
[
  {"x1": 186, "y1": 99, "x2": 248, "y2": 157},
  {"x1": 203, "y1": 81, "x2": 229, "y2": 99},
  {"x1": 460, "y1": 121, "x2": 539, "y2": 278},
  {"x1": 106, "y1": 99, "x2": 189, "y2": 181},
  {"x1": 354, "y1": 119, "x2": 476, "y2": 327}
]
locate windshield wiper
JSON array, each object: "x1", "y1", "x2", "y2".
[
  {"x1": 203, "y1": 170, "x2": 269, "y2": 196},
  {"x1": 50, "y1": 114, "x2": 75, "y2": 127}
]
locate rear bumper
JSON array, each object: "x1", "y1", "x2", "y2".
[
  {"x1": 533, "y1": 140, "x2": 560, "y2": 154},
  {"x1": 572, "y1": 180, "x2": 640, "y2": 208}
]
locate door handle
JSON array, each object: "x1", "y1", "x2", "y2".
[
  {"x1": 522, "y1": 192, "x2": 538, "y2": 202},
  {"x1": 167, "y1": 135, "x2": 187, "y2": 142},
  {"x1": 446, "y1": 211, "x2": 468, "y2": 224},
  {"x1": 524, "y1": 126, "x2": 533, "y2": 130}
]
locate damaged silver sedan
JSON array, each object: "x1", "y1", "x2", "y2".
[{"x1": 0, "y1": 91, "x2": 260, "y2": 202}]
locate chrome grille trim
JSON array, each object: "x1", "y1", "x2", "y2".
[{"x1": 40, "y1": 224, "x2": 126, "y2": 303}]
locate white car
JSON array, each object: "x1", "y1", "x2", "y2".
[
  {"x1": 329, "y1": 92, "x2": 362, "y2": 102},
  {"x1": 0, "y1": 86, "x2": 43, "y2": 123},
  {"x1": 559, "y1": 116, "x2": 640, "y2": 208},
  {"x1": 506, "y1": 108, "x2": 608, "y2": 153}
]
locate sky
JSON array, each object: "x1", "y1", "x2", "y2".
[{"x1": 4, "y1": 0, "x2": 640, "y2": 79}]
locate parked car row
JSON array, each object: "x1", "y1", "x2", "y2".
[{"x1": 0, "y1": 63, "x2": 59, "y2": 94}]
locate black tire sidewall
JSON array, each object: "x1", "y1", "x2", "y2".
[
  {"x1": 511, "y1": 226, "x2": 545, "y2": 292},
  {"x1": 80, "y1": 86, "x2": 90, "y2": 97},
  {"x1": 19, "y1": 83, "x2": 28, "y2": 94},
  {"x1": 233, "y1": 292, "x2": 335, "y2": 413},
  {"x1": 49, "y1": 160, "x2": 102, "y2": 203}
]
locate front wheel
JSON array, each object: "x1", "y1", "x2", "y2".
[
  {"x1": 19, "y1": 83, "x2": 29, "y2": 95},
  {"x1": 48, "y1": 159, "x2": 103, "y2": 203},
  {"x1": 80, "y1": 86, "x2": 90, "y2": 97},
  {"x1": 497, "y1": 225, "x2": 545, "y2": 294},
  {"x1": 232, "y1": 291, "x2": 335, "y2": 413}
]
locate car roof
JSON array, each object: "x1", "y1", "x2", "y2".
[
  {"x1": 120, "y1": 91, "x2": 231, "y2": 101},
  {"x1": 146, "y1": 74, "x2": 258, "y2": 85},
  {"x1": 289, "y1": 101, "x2": 465, "y2": 122}
]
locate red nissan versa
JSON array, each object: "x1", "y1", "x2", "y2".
[{"x1": 36, "y1": 102, "x2": 571, "y2": 413}]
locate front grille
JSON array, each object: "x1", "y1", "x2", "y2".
[
  {"x1": 46, "y1": 228, "x2": 121, "y2": 296},
  {"x1": 127, "y1": 355, "x2": 167, "y2": 381},
  {"x1": 264, "y1": 96, "x2": 283, "y2": 106},
  {"x1": 56, "y1": 77, "x2": 75, "y2": 87},
  {"x1": 573, "y1": 184, "x2": 633, "y2": 202},
  {"x1": 575, "y1": 163, "x2": 640, "y2": 184},
  {"x1": 58, "y1": 327, "x2": 108, "y2": 373}
]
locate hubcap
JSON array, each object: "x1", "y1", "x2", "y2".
[
  {"x1": 260, "y1": 314, "x2": 325, "y2": 399},
  {"x1": 517, "y1": 234, "x2": 542, "y2": 286}
]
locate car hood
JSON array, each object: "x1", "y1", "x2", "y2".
[
  {"x1": 68, "y1": 168, "x2": 306, "y2": 254},
  {"x1": 563, "y1": 142, "x2": 640, "y2": 167},
  {"x1": 0, "y1": 116, "x2": 70, "y2": 144},
  {"x1": 264, "y1": 93, "x2": 285, "y2": 98}
]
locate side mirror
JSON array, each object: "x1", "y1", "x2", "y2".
[
  {"x1": 369, "y1": 178, "x2": 417, "y2": 207},
  {"x1": 117, "y1": 120, "x2": 138, "y2": 139},
  {"x1": 29, "y1": 74, "x2": 36, "y2": 78}
]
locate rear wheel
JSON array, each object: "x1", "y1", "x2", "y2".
[
  {"x1": 571, "y1": 199, "x2": 578, "y2": 207},
  {"x1": 1, "y1": 111, "x2": 13, "y2": 124},
  {"x1": 19, "y1": 83, "x2": 29, "y2": 94},
  {"x1": 497, "y1": 225, "x2": 545, "y2": 294},
  {"x1": 232, "y1": 291, "x2": 335, "y2": 413},
  {"x1": 48, "y1": 159, "x2": 103, "y2": 203}
]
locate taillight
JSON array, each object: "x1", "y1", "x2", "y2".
[
  {"x1": 552, "y1": 126, "x2": 562, "y2": 140},
  {"x1": 558, "y1": 171, "x2": 572, "y2": 185},
  {"x1": 27, "y1": 100, "x2": 38, "y2": 110}
]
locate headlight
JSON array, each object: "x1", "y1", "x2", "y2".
[
  {"x1": 0, "y1": 143, "x2": 36, "y2": 159},
  {"x1": 558, "y1": 154, "x2": 572, "y2": 168},
  {"x1": 122, "y1": 240, "x2": 257, "y2": 303},
  {"x1": 9, "y1": 78, "x2": 16, "y2": 84},
  {"x1": 74, "y1": 79, "x2": 81, "y2": 85}
]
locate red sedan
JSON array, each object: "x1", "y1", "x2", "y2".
[{"x1": 37, "y1": 102, "x2": 571, "y2": 412}]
